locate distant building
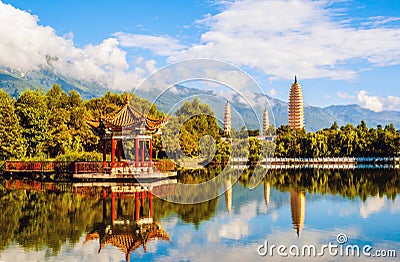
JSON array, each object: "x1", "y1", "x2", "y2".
[
  {"x1": 263, "y1": 108, "x2": 270, "y2": 136},
  {"x1": 223, "y1": 101, "x2": 231, "y2": 138},
  {"x1": 288, "y1": 76, "x2": 304, "y2": 130}
]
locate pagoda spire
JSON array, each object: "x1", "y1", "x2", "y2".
[
  {"x1": 223, "y1": 101, "x2": 231, "y2": 137},
  {"x1": 125, "y1": 94, "x2": 129, "y2": 104},
  {"x1": 263, "y1": 107, "x2": 269, "y2": 136},
  {"x1": 288, "y1": 76, "x2": 304, "y2": 131}
]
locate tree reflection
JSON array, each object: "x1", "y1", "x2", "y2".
[
  {"x1": 260, "y1": 168, "x2": 400, "y2": 201},
  {"x1": 1, "y1": 167, "x2": 399, "y2": 256}
]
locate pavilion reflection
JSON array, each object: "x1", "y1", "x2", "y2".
[{"x1": 76, "y1": 181, "x2": 176, "y2": 261}]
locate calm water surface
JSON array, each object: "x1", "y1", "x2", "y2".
[{"x1": 0, "y1": 169, "x2": 399, "y2": 261}]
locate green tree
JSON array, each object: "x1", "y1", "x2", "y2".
[
  {"x1": 46, "y1": 85, "x2": 98, "y2": 156},
  {"x1": 175, "y1": 97, "x2": 221, "y2": 157},
  {"x1": 275, "y1": 125, "x2": 297, "y2": 157},
  {"x1": 15, "y1": 89, "x2": 49, "y2": 157},
  {"x1": 0, "y1": 90, "x2": 26, "y2": 159},
  {"x1": 355, "y1": 120, "x2": 370, "y2": 156},
  {"x1": 45, "y1": 85, "x2": 72, "y2": 157},
  {"x1": 161, "y1": 116, "x2": 181, "y2": 158}
]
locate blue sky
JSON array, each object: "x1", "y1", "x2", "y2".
[{"x1": 1, "y1": 0, "x2": 400, "y2": 111}]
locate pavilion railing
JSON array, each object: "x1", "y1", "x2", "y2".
[
  {"x1": 73, "y1": 159, "x2": 176, "y2": 174},
  {"x1": 5, "y1": 161, "x2": 72, "y2": 173}
]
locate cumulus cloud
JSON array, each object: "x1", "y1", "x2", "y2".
[
  {"x1": 0, "y1": 1, "x2": 155, "y2": 90},
  {"x1": 2, "y1": 0, "x2": 400, "y2": 92},
  {"x1": 357, "y1": 90, "x2": 400, "y2": 112},
  {"x1": 357, "y1": 90, "x2": 384, "y2": 112},
  {"x1": 166, "y1": 0, "x2": 400, "y2": 81}
]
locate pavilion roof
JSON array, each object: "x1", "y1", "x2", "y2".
[
  {"x1": 87, "y1": 96, "x2": 168, "y2": 134},
  {"x1": 85, "y1": 222, "x2": 171, "y2": 261}
]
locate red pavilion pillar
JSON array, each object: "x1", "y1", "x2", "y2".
[
  {"x1": 141, "y1": 140, "x2": 145, "y2": 167},
  {"x1": 148, "y1": 192, "x2": 153, "y2": 218},
  {"x1": 111, "y1": 137, "x2": 116, "y2": 168},
  {"x1": 135, "y1": 137, "x2": 139, "y2": 167},
  {"x1": 149, "y1": 139, "x2": 153, "y2": 167},
  {"x1": 117, "y1": 140, "x2": 122, "y2": 164},
  {"x1": 102, "y1": 138, "x2": 107, "y2": 168},
  {"x1": 111, "y1": 191, "x2": 116, "y2": 224},
  {"x1": 102, "y1": 189, "x2": 107, "y2": 221},
  {"x1": 135, "y1": 191, "x2": 140, "y2": 221}
]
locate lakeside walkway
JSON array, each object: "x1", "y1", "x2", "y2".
[
  {"x1": 3, "y1": 157, "x2": 400, "y2": 178},
  {"x1": 231, "y1": 157, "x2": 400, "y2": 169}
]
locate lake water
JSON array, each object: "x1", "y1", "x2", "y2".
[{"x1": 1, "y1": 168, "x2": 399, "y2": 261}]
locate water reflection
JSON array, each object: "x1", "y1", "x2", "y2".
[
  {"x1": 290, "y1": 190, "x2": 306, "y2": 237},
  {"x1": 1, "y1": 168, "x2": 400, "y2": 261},
  {"x1": 224, "y1": 177, "x2": 232, "y2": 213},
  {"x1": 76, "y1": 182, "x2": 174, "y2": 261},
  {"x1": 264, "y1": 181, "x2": 270, "y2": 207}
]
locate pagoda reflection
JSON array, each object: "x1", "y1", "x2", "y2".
[
  {"x1": 224, "y1": 177, "x2": 232, "y2": 213},
  {"x1": 77, "y1": 181, "x2": 176, "y2": 261},
  {"x1": 264, "y1": 180, "x2": 270, "y2": 207},
  {"x1": 290, "y1": 190, "x2": 306, "y2": 237}
]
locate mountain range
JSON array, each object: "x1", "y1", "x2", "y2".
[{"x1": 1, "y1": 69, "x2": 400, "y2": 132}]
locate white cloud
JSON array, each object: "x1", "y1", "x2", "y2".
[
  {"x1": 357, "y1": 90, "x2": 384, "y2": 112},
  {"x1": 337, "y1": 91, "x2": 355, "y2": 100},
  {"x1": 113, "y1": 32, "x2": 188, "y2": 56},
  {"x1": 359, "y1": 196, "x2": 386, "y2": 218},
  {"x1": 2, "y1": 0, "x2": 400, "y2": 93},
  {"x1": 357, "y1": 90, "x2": 400, "y2": 112},
  {"x1": 268, "y1": 89, "x2": 277, "y2": 97},
  {"x1": 387, "y1": 96, "x2": 400, "y2": 110},
  {"x1": 166, "y1": 0, "x2": 400, "y2": 81},
  {"x1": 0, "y1": 1, "x2": 155, "y2": 90},
  {"x1": 362, "y1": 16, "x2": 400, "y2": 27},
  {"x1": 360, "y1": 195, "x2": 400, "y2": 218}
]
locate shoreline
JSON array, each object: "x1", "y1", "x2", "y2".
[{"x1": 1, "y1": 157, "x2": 400, "y2": 181}]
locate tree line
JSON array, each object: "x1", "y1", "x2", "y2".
[
  {"x1": 274, "y1": 122, "x2": 400, "y2": 158},
  {"x1": 1, "y1": 85, "x2": 400, "y2": 162},
  {"x1": 0, "y1": 85, "x2": 162, "y2": 161}
]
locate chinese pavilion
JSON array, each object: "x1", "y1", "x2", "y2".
[{"x1": 80, "y1": 95, "x2": 174, "y2": 179}]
